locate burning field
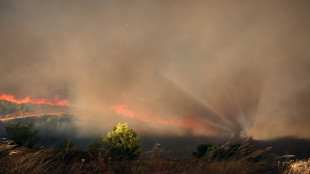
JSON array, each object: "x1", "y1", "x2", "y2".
[{"x1": 1, "y1": 0, "x2": 310, "y2": 173}]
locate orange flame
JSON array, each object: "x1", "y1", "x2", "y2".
[
  {"x1": 0, "y1": 94, "x2": 70, "y2": 106},
  {"x1": 110, "y1": 104, "x2": 203, "y2": 129}
]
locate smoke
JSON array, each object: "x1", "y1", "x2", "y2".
[{"x1": 0, "y1": 0, "x2": 310, "y2": 139}]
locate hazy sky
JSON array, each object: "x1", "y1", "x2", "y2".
[{"x1": 0, "y1": 0, "x2": 310, "y2": 139}]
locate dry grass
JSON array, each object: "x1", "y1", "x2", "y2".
[
  {"x1": 285, "y1": 159, "x2": 310, "y2": 174},
  {"x1": 0, "y1": 142, "x2": 99, "y2": 174},
  {"x1": 0, "y1": 140, "x2": 292, "y2": 174},
  {"x1": 128, "y1": 157, "x2": 279, "y2": 174}
]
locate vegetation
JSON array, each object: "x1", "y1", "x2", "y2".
[
  {"x1": 57, "y1": 139, "x2": 75, "y2": 151},
  {"x1": 0, "y1": 140, "x2": 288, "y2": 174},
  {"x1": 88, "y1": 138, "x2": 103, "y2": 152},
  {"x1": 5, "y1": 122, "x2": 40, "y2": 147},
  {"x1": 287, "y1": 159, "x2": 310, "y2": 173},
  {"x1": 192, "y1": 143, "x2": 215, "y2": 158},
  {"x1": 193, "y1": 143, "x2": 255, "y2": 162},
  {"x1": 0, "y1": 100, "x2": 31, "y2": 116},
  {"x1": 0, "y1": 121, "x2": 307, "y2": 173},
  {"x1": 90, "y1": 123, "x2": 141, "y2": 160}
]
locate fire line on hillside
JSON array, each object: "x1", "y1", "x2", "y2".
[
  {"x1": 110, "y1": 104, "x2": 204, "y2": 129},
  {"x1": 0, "y1": 94, "x2": 70, "y2": 106}
]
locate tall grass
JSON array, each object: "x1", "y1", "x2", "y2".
[
  {"x1": 0, "y1": 139, "x2": 290, "y2": 174},
  {"x1": 285, "y1": 159, "x2": 310, "y2": 174}
]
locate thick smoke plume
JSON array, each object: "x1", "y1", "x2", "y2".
[{"x1": 0, "y1": 0, "x2": 310, "y2": 139}]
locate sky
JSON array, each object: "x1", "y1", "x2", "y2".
[{"x1": 0, "y1": 0, "x2": 310, "y2": 140}]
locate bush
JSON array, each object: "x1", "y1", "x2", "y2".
[
  {"x1": 101, "y1": 123, "x2": 141, "y2": 160},
  {"x1": 193, "y1": 143, "x2": 215, "y2": 158},
  {"x1": 5, "y1": 122, "x2": 40, "y2": 147}
]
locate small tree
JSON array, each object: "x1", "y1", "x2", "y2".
[
  {"x1": 5, "y1": 122, "x2": 40, "y2": 147},
  {"x1": 101, "y1": 123, "x2": 141, "y2": 160}
]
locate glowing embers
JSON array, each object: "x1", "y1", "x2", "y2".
[
  {"x1": 0, "y1": 94, "x2": 70, "y2": 106},
  {"x1": 110, "y1": 104, "x2": 203, "y2": 129}
]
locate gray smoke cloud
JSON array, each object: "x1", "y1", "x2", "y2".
[{"x1": 0, "y1": 0, "x2": 310, "y2": 139}]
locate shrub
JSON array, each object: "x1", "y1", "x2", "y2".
[
  {"x1": 193, "y1": 143, "x2": 215, "y2": 158},
  {"x1": 101, "y1": 123, "x2": 141, "y2": 160},
  {"x1": 5, "y1": 122, "x2": 40, "y2": 147}
]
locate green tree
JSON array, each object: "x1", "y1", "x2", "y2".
[
  {"x1": 101, "y1": 123, "x2": 141, "y2": 160},
  {"x1": 5, "y1": 122, "x2": 40, "y2": 147}
]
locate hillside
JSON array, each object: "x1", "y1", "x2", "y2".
[{"x1": 0, "y1": 100, "x2": 70, "y2": 121}]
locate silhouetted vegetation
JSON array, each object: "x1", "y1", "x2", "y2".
[
  {"x1": 192, "y1": 143, "x2": 214, "y2": 158},
  {"x1": 5, "y1": 122, "x2": 40, "y2": 147},
  {"x1": 88, "y1": 138, "x2": 103, "y2": 152},
  {"x1": 193, "y1": 142, "x2": 256, "y2": 162},
  {"x1": 57, "y1": 139, "x2": 75, "y2": 152},
  {"x1": 0, "y1": 138, "x2": 288, "y2": 174},
  {"x1": 0, "y1": 120, "x2": 308, "y2": 173},
  {"x1": 0, "y1": 114, "x2": 77, "y2": 146}
]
